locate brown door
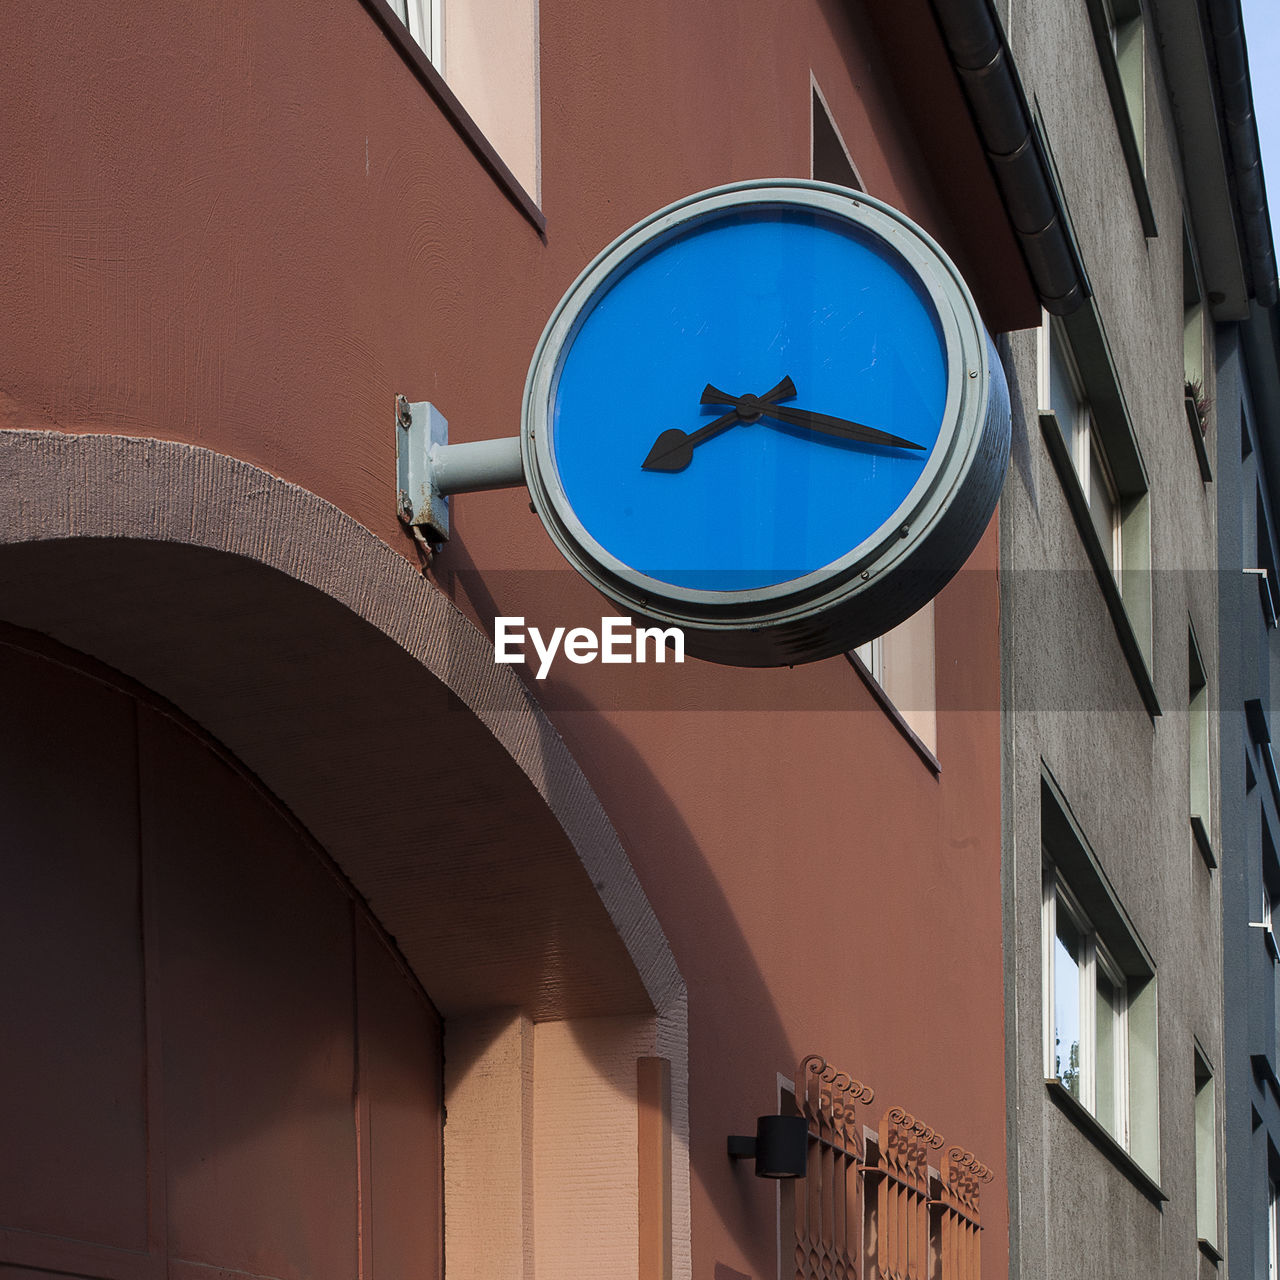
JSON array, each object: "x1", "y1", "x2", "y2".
[{"x1": 0, "y1": 641, "x2": 442, "y2": 1280}]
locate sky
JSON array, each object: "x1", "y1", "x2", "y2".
[{"x1": 1242, "y1": 0, "x2": 1280, "y2": 257}]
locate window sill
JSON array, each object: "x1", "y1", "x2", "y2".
[
  {"x1": 1045, "y1": 1079, "x2": 1166, "y2": 1205},
  {"x1": 1184, "y1": 397, "x2": 1213, "y2": 483},
  {"x1": 1039, "y1": 411, "x2": 1160, "y2": 719},
  {"x1": 1191, "y1": 814, "x2": 1216, "y2": 869},
  {"x1": 846, "y1": 651, "x2": 941, "y2": 776},
  {"x1": 1197, "y1": 1238, "x2": 1223, "y2": 1265},
  {"x1": 358, "y1": 0, "x2": 545, "y2": 235}
]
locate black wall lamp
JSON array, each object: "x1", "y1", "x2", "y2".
[{"x1": 727, "y1": 1113, "x2": 808, "y2": 1178}]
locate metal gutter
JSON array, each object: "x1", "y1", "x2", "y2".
[
  {"x1": 927, "y1": 0, "x2": 1089, "y2": 316},
  {"x1": 1206, "y1": 0, "x2": 1278, "y2": 307},
  {"x1": 927, "y1": 0, "x2": 1277, "y2": 316}
]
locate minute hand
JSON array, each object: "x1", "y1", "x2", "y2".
[{"x1": 763, "y1": 402, "x2": 925, "y2": 451}]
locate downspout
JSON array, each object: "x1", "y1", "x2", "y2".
[
  {"x1": 1205, "y1": 0, "x2": 1278, "y2": 307},
  {"x1": 927, "y1": 0, "x2": 1090, "y2": 316}
]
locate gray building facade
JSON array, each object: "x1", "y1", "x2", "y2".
[
  {"x1": 997, "y1": 0, "x2": 1274, "y2": 1275},
  {"x1": 1218, "y1": 298, "x2": 1280, "y2": 1280}
]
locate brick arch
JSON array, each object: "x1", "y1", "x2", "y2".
[
  {"x1": 0, "y1": 427, "x2": 681, "y2": 1025},
  {"x1": 1, "y1": 427, "x2": 692, "y2": 1280}
]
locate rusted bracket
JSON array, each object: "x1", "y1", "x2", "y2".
[{"x1": 394, "y1": 395, "x2": 525, "y2": 544}]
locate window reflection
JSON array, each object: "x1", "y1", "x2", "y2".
[{"x1": 1055, "y1": 910, "x2": 1083, "y2": 1096}]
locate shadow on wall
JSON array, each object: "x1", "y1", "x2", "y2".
[
  {"x1": 0, "y1": 428, "x2": 1002, "y2": 1280},
  {"x1": 0, "y1": 546, "x2": 796, "y2": 1277},
  {"x1": 0, "y1": 429, "x2": 811, "y2": 1278}
]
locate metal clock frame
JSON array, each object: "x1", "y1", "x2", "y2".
[{"x1": 521, "y1": 179, "x2": 1009, "y2": 666}]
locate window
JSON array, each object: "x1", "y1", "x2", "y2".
[
  {"x1": 1045, "y1": 322, "x2": 1122, "y2": 574},
  {"x1": 1255, "y1": 823, "x2": 1280, "y2": 961},
  {"x1": 1100, "y1": 0, "x2": 1145, "y2": 159},
  {"x1": 1189, "y1": 627, "x2": 1212, "y2": 863},
  {"x1": 1183, "y1": 223, "x2": 1207, "y2": 396},
  {"x1": 1084, "y1": 0, "x2": 1154, "y2": 233},
  {"x1": 811, "y1": 81, "x2": 865, "y2": 192},
  {"x1": 1182, "y1": 224, "x2": 1214, "y2": 478},
  {"x1": 815, "y1": 94, "x2": 937, "y2": 763},
  {"x1": 1038, "y1": 310, "x2": 1154, "y2": 706},
  {"x1": 1252, "y1": 878, "x2": 1279, "y2": 961},
  {"x1": 388, "y1": 0, "x2": 439, "y2": 62},
  {"x1": 1194, "y1": 1050, "x2": 1218, "y2": 1249},
  {"x1": 1043, "y1": 873, "x2": 1129, "y2": 1143},
  {"x1": 853, "y1": 600, "x2": 937, "y2": 759},
  {"x1": 381, "y1": 0, "x2": 540, "y2": 203},
  {"x1": 1270, "y1": 1177, "x2": 1279, "y2": 1280},
  {"x1": 1041, "y1": 771, "x2": 1160, "y2": 1178},
  {"x1": 1256, "y1": 487, "x2": 1280, "y2": 627}
]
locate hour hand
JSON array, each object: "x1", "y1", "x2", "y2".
[
  {"x1": 641, "y1": 378, "x2": 797, "y2": 473},
  {"x1": 701, "y1": 376, "x2": 797, "y2": 417}
]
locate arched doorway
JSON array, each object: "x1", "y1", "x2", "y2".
[
  {"x1": 0, "y1": 428, "x2": 691, "y2": 1280},
  {"x1": 2, "y1": 637, "x2": 444, "y2": 1280}
]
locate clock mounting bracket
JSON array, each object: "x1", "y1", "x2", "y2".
[{"x1": 394, "y1": 394, "x2": 525, "y2": 544}]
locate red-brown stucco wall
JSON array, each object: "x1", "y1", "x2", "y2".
[{"x1": 1, "y1": 1, "x2": 1022, "y2": 1275}]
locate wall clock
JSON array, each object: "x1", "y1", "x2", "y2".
[{"x1": 519, "y1": 179, "x2": 1009, "y2": 667}]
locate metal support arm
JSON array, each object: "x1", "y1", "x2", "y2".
[
  {"x1": 432, "y1": 435, "x2": 525, "y2": 495},
  {"x1": 395, "y1": 396, "x2": 526, "y2": 543}
]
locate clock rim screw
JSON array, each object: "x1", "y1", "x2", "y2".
[
  {"x1": 860, "y1": 569, "x2": 871, "y2": 581},
  {"x1": 899, "y1": 524, "x2": 910, "y2": 538},
  {"x1": 968, "y1": 369, "x2": 978, "y2": 379}
]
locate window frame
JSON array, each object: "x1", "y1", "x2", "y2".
[
  {"x1": 1082, "y1": 0, "x2": 1155, "y2": 234},
  {"x1": 848, "y1": 599, "x2": 939, "y2": 771},
  {"x1": 1252, "y1": 880, "x2": 1279, "y2": 962},
  {"x1": 1193, "y1": 1048, "x2": 1219, "y2": 1252},
  {"x1": 1270, "y1": 1177, "x2": 1279, "y2": 1280},
  {"x1": 1256, "y1": 820, "x2": 1280, "y2": 963},
  {"x1": 1042, "y1": 869, "x2": 1130, "y2": 1148},
  {"x1": 1040, "y1": 769, "x2": 1162, "y2": 1190},
  {"x1": 387, "y1": 0, "x2": 440, "y2": 66},
  {"x1": 1183, "y1": 221, "x2": 1207, "y2": 389},
  {"x1": 1045, "y1": 323, "x2": 1125, "y2": 573},
  {"x1": 1188, "y1": 624, "x2": 1214, "y2": 865},
  {"x1": 819, "y1": 77, "x2": 936, "y2": 773},
  {"x1": 1182, "y1": 221, "x2": 1214, "y2": 481},
  {"x1": 358, "y1": 0, "x2": 544, "y2": 232},
  {"x1": 810, "y1": 78, "x2": 865, "y2": 194},
  {"x1": 855, "y1": 635, "x2": 884, "y2": 685},
  {"x1": 1037, "y1": 308, "x2": 1157, "y2": 716},
  {"x1": 1043, "y1": 320, "x2": 1125, "y2": 573}
]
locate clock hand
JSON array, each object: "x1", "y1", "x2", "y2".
[
  {"x1": 703, "y1": 382, "x2": 924, "y2": 451},
  {"x1": 700, "y1": 377, "x2": 797, "y2": 421},
  {"x1": 763, "y1": 402, "x2": 926, "y2": 451},
  {"x1": 641, "y1": 377, "x2": 796, "y2": 472}
]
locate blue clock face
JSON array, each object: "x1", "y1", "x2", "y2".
[
  {"x1": 549, "y1": 206, "x2": 948, "y2": 592},
  {"x1": 522, "y1": 182, "x2": 1009, "y2": 667}
]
